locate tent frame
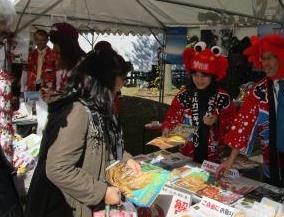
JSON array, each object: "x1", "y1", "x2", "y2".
[
  {"x1": 157, "y1": 0, "x2": 284, "y2": 25},
  {"x1": 14, "y1": 0, "x2": 284, "y2": 103}
]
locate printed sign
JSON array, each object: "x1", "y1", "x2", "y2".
[
  {"x1": 200, "y1": 197, "x2": 236, "y2": 217},
  {"x1": 157, "y1": 186, "x2": 192, "y2": 217},
  {"x1": 201, "y1": 160, "x2": 239, "y2": 179}
]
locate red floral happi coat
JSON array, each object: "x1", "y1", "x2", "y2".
[
  {"x1": 162, "y1": 88, "x2": 236, "y2": 163},
  {"x1": 224, "y1": 78, "x2": 284, "y2": 180},
  {"x1": 26, "y1": 47, "x2": 57, "y2": 91}
]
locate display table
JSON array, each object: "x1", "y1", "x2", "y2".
[
  {"x1": 13, "y1": 116, "x2": 37, "y2": 138},
  {"x1": 133, "y1": 150, "x2": 284, "y2": 217}
]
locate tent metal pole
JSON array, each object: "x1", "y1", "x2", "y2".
[
  {"x1": 136, "y1": 0, "x2": 166, "y2": 29},
  {"x1": 81, "y1": 33, "x2": 93, "y2": 48},
  {"x1": 136, "y1": 0, "x2": 168, "y2": 102},
  {"x1": 149, "y1": 28, "x2": 164, "y2": 47},
  {"x1": 91, "y1": 33, "x2": 95, "y2": 48},
  {"x1": 158, "y1": 33, "x2": 166, "y2": 103},
  {"x1": 15, "y1": 0, "x2": 32, "y2": 32},
  {"x1": 156, "y1": 0, "x2": 284, "y2": 25},
  {"x1": 17, "y1": 0, "x2": 63, "y2": 33}
]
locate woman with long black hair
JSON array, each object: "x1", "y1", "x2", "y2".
[{"x1": 26, "y1": 37, "x2": 140, "y2": 216}]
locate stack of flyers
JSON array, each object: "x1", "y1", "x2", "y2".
[
  {"x1": 159, "y1": 152, "x2": 191, "y2": 169},
  {"x1": 196, "y1": 185, "x2": 242, "y2": 205},
  {"x1": 245, "y1": 186, "x2": 284, "y2": 203},
  {"x1": 172, "y1": 167, "x2": 210, "y2": 193},
  {"x1": 146, "y1": 136, "x2": 185, "y2": 149},
  {"x1": 222, "y1": 155, "x2": 260, "y2": 170},
  {"x1": 171, "y1": 165, "x2": 245, "y2": 204},
  {"x1": 128, "y1": 163, "x2": 170, "y2": 207}
]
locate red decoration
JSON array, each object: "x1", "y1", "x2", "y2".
[
  {"x1": 243, "y1": 34, "x2": 284, "y2": 80},
  {"x1": 182, "y1": 46, "x2": 228, "y2": 80}
]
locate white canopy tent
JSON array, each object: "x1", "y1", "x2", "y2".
[
  {"x1": 13, "y1": 0, "x2": 284, "y2": 102},
  {"x1": 14, "y1": 0, "x2": 284, "y2": 35}
]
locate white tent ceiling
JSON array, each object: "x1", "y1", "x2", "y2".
[{"x1": 14, "y1": 0, "x2": 284, "y2": 34}]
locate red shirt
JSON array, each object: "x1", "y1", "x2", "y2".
[{"x1": 26, "y1": 46, "x2": 57, "y2": 91}]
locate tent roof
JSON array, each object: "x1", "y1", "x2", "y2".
[{"x1": 14, "y1": 0, "x2": 284, "y2": 34}]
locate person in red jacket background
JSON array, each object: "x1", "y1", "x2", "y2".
[
  {"x1": 25, "y1": 29, "x2": 56, "y2": 91},
  {"x1": 162, "y1": 42, "x2": 236, "y2": 163},
  {"x1": 217, "y1": 34, "x2": 284, "y2": 187}
]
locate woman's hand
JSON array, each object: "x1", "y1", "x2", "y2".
[
  {"x1": 203, "y1": 114, "x2": 217, "y2": 126},
  {"x1": 216, "y1": 159, "x2": 233, "y2": 179},
  {"x1": 104, "y1": 186, "x2": 121, "y2": 205},
  {"x1": 126, "y1": 159, "x2": 141, "y2": 175},
  {"x1": 216, "y1": 148, "x2": 239, "y2": 179}
]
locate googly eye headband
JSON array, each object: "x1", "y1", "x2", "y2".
[{"x1": 183, "y1": 41, "x2": 228, "y2": 80}]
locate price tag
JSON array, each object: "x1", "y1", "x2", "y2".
[
  {"x1": 158, "y1": 186, "x2": 191, "y2": 217},
  {"x1": 200, "y1": 197, "x2": 237, "y2": 217},
  {"x1": 201, "y1": 160, "x2": 239, "y2": 179},
  {"x1": 201, "y1": 160, "x2": 219, "y2": 173}
]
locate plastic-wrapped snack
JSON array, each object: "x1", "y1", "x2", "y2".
[
  {"x1": 168, "y1": 124, "x2": 198, "y2": 139},
  {"x1": 13, "y1": 151, "x2": 36, "y2": 175}
]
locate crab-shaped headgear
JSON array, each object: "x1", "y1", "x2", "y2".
[{"x1": 182, "y1": 42, "x2": 228, "y2": 80}]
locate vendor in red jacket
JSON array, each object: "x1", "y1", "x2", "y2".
[
  {"x1": 162, "y1": 42, "x2": 236, "y2": 163},
  {"x1": 26, "y1": 29, "x2": 56, "y2": 91},
  {"x1": 217, "y1": 34, "x2": 284, "y2": 187}
]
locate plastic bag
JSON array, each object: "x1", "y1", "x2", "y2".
[{"x1": 93, "y1": 202, "x2": 137, "y2": 217}]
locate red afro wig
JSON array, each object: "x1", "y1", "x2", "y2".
[
  {"x1": 182, "y1": 42, "x2": 228, "y2": 80},
  {"x1": 243, "y1": 33, "x2": 284, "y2": 80}
]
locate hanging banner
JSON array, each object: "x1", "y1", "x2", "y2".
[
  {"x1": 257, "y1": 24, "x2": 284, "y2": 36},
  {"x1": 165, "y1": 27, "x2": 187, "y2": 65}
]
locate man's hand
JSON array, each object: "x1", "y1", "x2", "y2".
[{"x1": 216, "y1": 159, "x2": 233, "y2": 179}]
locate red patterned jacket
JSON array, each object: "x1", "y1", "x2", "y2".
[
  {"x1": 162, "y1": 88, "x2": 236, "y2": 162},
  {"x1": 225, "y1": 78, "x2": 284, "y2": 180},
  {"x1": 26, "y1": 47, "x2": 57, "y2": 91}
]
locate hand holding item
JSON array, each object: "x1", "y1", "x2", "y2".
[
  {"x1": 106, "y1": 161, "x2": 152, "y2": 197},
  {"x1": 203, "y1": 114, "x2": 217, "y2": 126},
  {"x1": 216, "y1": 148, "x2": 240, "y2": 179},
  {"x1": 216, "y1": 159, "x2": 233, "y2": 179},
  {"x1": 104, "y1": 186, "x2": 121, "y2": 205},
  {"x1": 126, "y1": 159, "x2": 141, "y2": 175}
]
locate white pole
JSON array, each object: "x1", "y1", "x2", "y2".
[{"x1": 164, "y1": 64, "x2": 172, "y2": 94}]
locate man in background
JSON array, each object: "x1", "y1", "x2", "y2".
[{"x1": 24, "y1": 29, "x2": 56, "y2": 91}]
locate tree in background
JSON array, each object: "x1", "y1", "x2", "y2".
[{"x1": 126, "y1": 35, "x2": 161, "y2": 72}]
